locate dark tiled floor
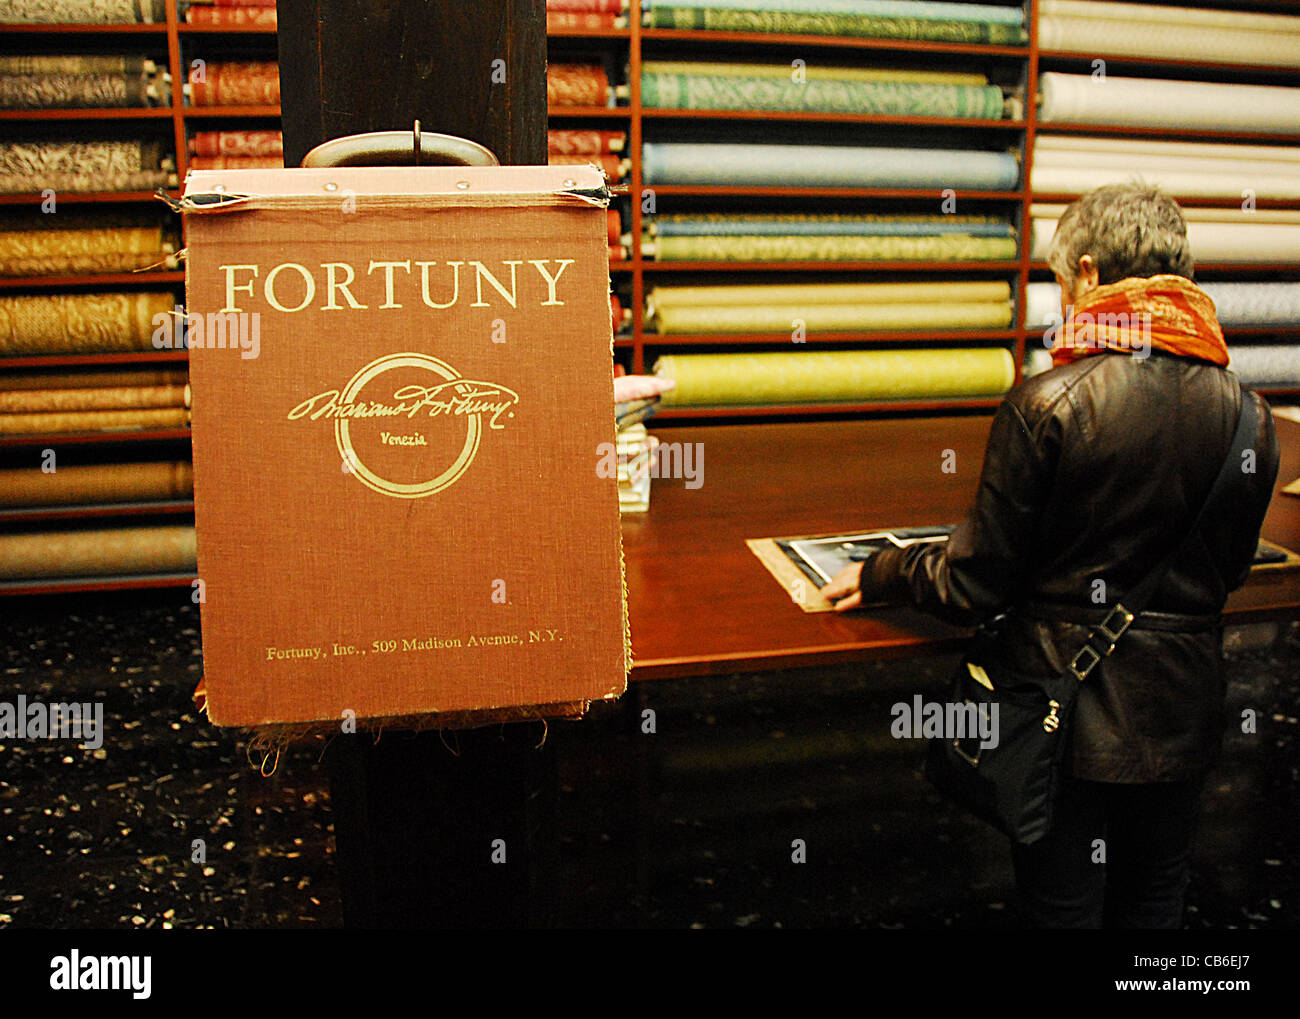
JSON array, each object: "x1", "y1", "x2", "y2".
[{"x1": 1, "y1": 591, "x2": 1296, "y2": 929}]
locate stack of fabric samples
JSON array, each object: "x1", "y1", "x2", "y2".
[
  {"x1": 613, "y1": 374, "x2": 675, "y2": 513},
  {"x1": 548, "y1": 128, "x2": 630, "y2": 185},
  {"x1": 643, "y1": 212, "x2": 1016, "y2": 262},
  {"x1": 0, "y1": 208, "x2": 178, "y2": 277},
  {"x1": 638, "y1": 0, "x2": 1028, "y2": 44},
  {"x1": 182, "y1": 0, "x2": 277, "y2": 28},
  {"x1": 640, "y1": 59, "x2": 1009, "y2": 119},
  {"x1": 0, "y1": 138, "x2": 177, "y2": 194},
  {"x1": 0, "y1": 54, "x2": 170, "y2": 109},
  {"x1": 0, "y1": 366, "x2": 190, "y2": 437},
  {"x1": 185, "y1": 60, "x2": 279, "y2": 107},
  {"x1": 547, "y1": 0, "x2": 628, "y2": 31},
  {"x1": 188, "y1": 128, "x2": 284, "y2": 170}
]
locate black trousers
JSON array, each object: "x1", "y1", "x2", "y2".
[{"x1": 1010, "y1": 774, "x2": 1207, "y2": 929}]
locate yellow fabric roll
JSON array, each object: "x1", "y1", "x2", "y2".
[
  {"x1": 0, "y1": 461, "x2": 193, "y2": 508},
  {"x1": 650, "y1": 300, "x2": 1012, "y2": 334},
  {"x1": 0, "y1": 384, "x2": 188, "y2": 414},
  {"x1": 0, "y1": 525, "x2": 196, "y2": 580},
  {"x1": 0, "y1": 407, "x2": 189, "y2": 435},
  {"x1": 647, "y1": 280, "x2": 1011, "y2": 309},
  {"x1": 639, "y1": 59, "x2": 987, "y2": 85},
  {"x1": 654, "y1": 348, "x2": 1015, "y2": 405}
]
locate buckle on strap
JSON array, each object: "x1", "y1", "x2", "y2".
[
  {"x1": 1099, "y1": 605, "x2": 1134, "y2": 643},
  {"x1": 1069, "y1": 644, "x2": 1102, "y2": 681}
]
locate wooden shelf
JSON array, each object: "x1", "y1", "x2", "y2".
[
  {"x1": 0, "y1": 108, "x2": 174, "y2": 121},
  {"x1": 0, "y1": 351, "x2": 187, "y2": 369},
  {"x1": 1038, "y1": 50, "x2": 1300, "y2": 79},
  {"x1": 642, "y1": 329, "x2": 1018, "y2": 347},
  {"x1": 0, "y1": 271, "x2": 183, "y2": 290},
  {"x1": 178, "y1": 25, "x2": 278, "y2": 35},
  {"x1": 181, "y1": 105, "x2": 281, "y2": 118},
  {"x1": 0, "y1": 191, "x2": 173, "y2": 206},
  {"x1": 0, "y1": 22, "x2": 167, "y2": 34},
  {"x1": 547, "y1": 105, "x2": 630, "y2": 117},
  {"x1": 1033, "y1": 193, "x2": 1300, "y2": 211},
  {"x1": 0, "y1": 501, "x2": 194, "y2": 525},
  {"x1": 642, "y1": 186, "x2": 1024, "y2": 201},
  {"x1": 0, "y1": 574, "x2": 196, "y2": 597},
  {"x1": 642, "y1": 260, "x2": 1021, "y2": 272},
  {"x1": 1036, "y1": 121, "x2": 1300, "y2": 144},
  {"x1": 0, "y1": 428, "x2": 191, "y2": 449}
]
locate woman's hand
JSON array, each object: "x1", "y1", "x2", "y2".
[{"x1": 822, "y1": 562, "x2": 864, "y2": 612}]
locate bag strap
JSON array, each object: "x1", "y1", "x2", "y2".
[{"x1": 1064, "y1": 383, "x2": 1258, "y2": 683}]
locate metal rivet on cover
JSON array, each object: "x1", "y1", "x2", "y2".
[
  {"x1": 562, "y1": 179, "x2": 577, "y2": 188},
  {"x1": 323, "y1": 182, "x2": 339, "y2": 192},
  {"x1": 456, "y1": 180, "x2": 471, "y2": 190},
  {"x1": 212, "y1": 184, "x2": 226, "y2": 193}
]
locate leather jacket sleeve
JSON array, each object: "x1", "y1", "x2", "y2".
[{"x1": 860, "y1": 397, "x2": 1056, "y2": 627}]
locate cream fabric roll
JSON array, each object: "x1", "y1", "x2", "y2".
[
  {"x1": 1038, "y1": 16, "x2": 1300, "y2": 68},
  {"x1": 1032, "y1": 164, "x2": 1300, "y2": 202},
  {"x1": 1041, "y1": 1, "x2": 1300, "y2": 35},
  {"x1": 654, "y1": 348, "x2": 1015, "y2": 405},
  {"x1": 1038, "y1": 72, "x2": 1300, "y2": 133},
  {"x1": 1031, "y1": 218, "x2": 1300, "y2": 263},
  {"x1": 1032, "y1": 203, "x2": 1300, "y2": 226},
  {"x1": 647, "y1": 280, "x2": 1010, "y2": 309}
]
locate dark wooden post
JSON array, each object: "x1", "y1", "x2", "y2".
[{"x1": 276, "y1": 0, "x2": 554, "y2": 929}]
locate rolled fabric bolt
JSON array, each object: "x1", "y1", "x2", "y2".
[
  {"x1": 0, "y1": 407, "x2": 189, "y2": 435},
  {"x1": 647, "y1": 280, "x2": 1011, "y2": 309},
  {"x1": 0, "y1": 383, "x2": 188, "y2": 414},
  {"x1": 1025, "y1": 281, "x2": 1300, "y2": 329},
  {"x1": 650, "y1": 300, "x2": 1012, "y2": 334},
  {"x1": 653, "y1": 348, "x2": 1015, "y2": 405},
  {"x1": 1226, "y1": 345, "x2": 1300, "y2": 387},
  {"x1": 1031, "y1": 218, "x2": 1300, "y2": 263},
  {"x1": 645, "y1": 233, "x2": 1016, "y2": 262},
  {"x1": 651, "y1": 214, "x2": 1014, "y2": 237},
  {"x1": 0, "y1": 525, "x2": 196, "y2": 580},
  {"x1": 0, "y1": 461, "x2": 194, "y2": 508},
  {"x1": 640, "y1": 59, "x2": 987, "y2": 85},
  {"x1": 0, "y1": 291, "x2": 176, "y2": 356},
  {"x1": 641, "y1": 142, "x2": 1020, "y2": 190},
  {"x1": 1038, "y1": 72, "x2": 1300, "y2": 133},
  {"x1": 1038, "y1": 14, "x2": 1300, "y2": 69}
]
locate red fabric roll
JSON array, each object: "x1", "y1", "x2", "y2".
[
  {"x1": 547, "y1": 63, "x2": 610, "y2": 107},
  {"x1": 547, "y1": 129, "x2": 626, "y2": 155}
]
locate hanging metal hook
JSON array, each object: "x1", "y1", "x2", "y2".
[{"x1": 413, "y1": 119, "x2": 421, "y2": 166}]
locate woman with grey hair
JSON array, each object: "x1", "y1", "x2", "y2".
[{"x1": 824, "y1": 183, "x2": 1280, "y2": 928}]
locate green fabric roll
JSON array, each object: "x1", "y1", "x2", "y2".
[
  {"x1": 650, "y1": 300, "x2": 1012, "y2": 334},
  {"x1": 647, "y1": 280, "x2": 1011, "y2": 309},
  {"x1": 644, "y1": 8, "x2": 1029, "y2": 44},
  {"x1": 647, "y1": 233, "x2": 1016, "y2": 261},
  {"x1": 640, "y1": 59, "x2": 988, "y2": 85},
  {"x1": 654, "y1": 348, "x2": 1015, "y2": 405},
  {"x1": 640, "y1": 72, "x2": 1004, "y2": 117}
]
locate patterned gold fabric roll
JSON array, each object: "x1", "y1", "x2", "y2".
[
  {"x1": 0, "y1": 291, "x2": 175, "y2": 356},
  {"x1": 0, "y1": 407, "x2": 189, "y2": 435},
  {"x1": 0, "y1": 383, "x2": 188, "y2": 414}
]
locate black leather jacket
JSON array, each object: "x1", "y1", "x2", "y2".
[{"x1": 861, "y1": 349, "x2": 1280, "y2": 782}]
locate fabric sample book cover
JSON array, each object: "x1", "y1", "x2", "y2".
[{"x1": 181, "y1": 165, "x2": 629, "y2": 728}]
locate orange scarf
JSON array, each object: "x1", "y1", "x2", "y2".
[{"x1": 1050, "y1": 274, "x2": 1229, "y2": 369}]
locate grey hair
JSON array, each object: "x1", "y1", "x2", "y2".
[{"x1": 1046, "y1": 182, "x2": 1194, "y2": 292}]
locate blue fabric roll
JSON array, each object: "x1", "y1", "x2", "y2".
[
  {"x1": 642, "y1": 142, "x2": 1020, "y2": 189},
  {"x1": 653, "y1": 216, "x2": 1015, "y2": 237},
  {"x1": 640, "y1": 0, "x2": 1025, "y2": 25}
]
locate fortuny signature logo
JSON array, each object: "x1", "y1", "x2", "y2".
[{"x1": 287, "y1": 353, "x2": 519, "y2": 499}]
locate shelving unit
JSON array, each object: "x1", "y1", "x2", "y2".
[{"x1": 3, "y1": 0, "x2": 1299, "y2": 595}]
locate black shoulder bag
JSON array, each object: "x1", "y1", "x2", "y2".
[{"x1": 924, "y1": 387, "x2": 1258, "y2": 845}]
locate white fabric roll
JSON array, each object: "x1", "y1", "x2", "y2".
[
  {"x1": 1036, "y1": 136, "x2": 1300, "y2": 163},
  {"x1": 1039, "y1": 72, "x2": 1300, "y2": 133},
  {"x1": 1032, "y1": 202, "x2": 1300, "y2": 227},
  {"x1": 1024, "y1": 281, "x2": 1300, "y2": 329},
  {"x1": 1032, "y1": 164, "x2": 1300, "y2": 202},
  {"x1": 1226, "y1": 346, "x2": 1300, "y2": 387}
]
